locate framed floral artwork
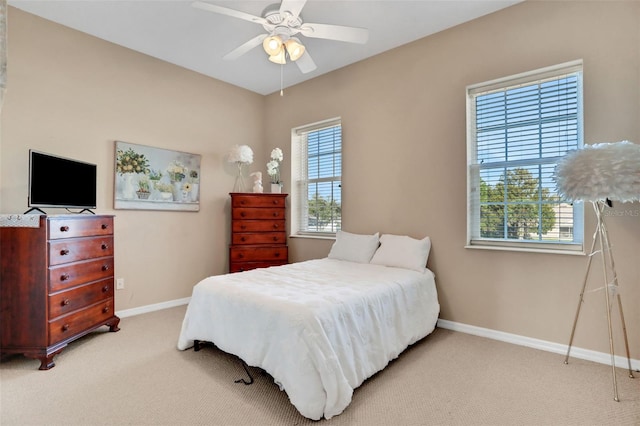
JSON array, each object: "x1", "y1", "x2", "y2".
[{"x1": 114, "y1": 141, "x2": 201, "y2": 211}]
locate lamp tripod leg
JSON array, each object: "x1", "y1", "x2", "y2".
[
  {"x1": 596, "y1": 202, "x2": 619, "y2": 402},
  {"x1": 565, "y1": 201, "x2": 634, "y2": 402},
  {"x1": 598, "y1": 204, "x2": 635, "y2": 381},
  {"x1": 616, "y1": 294, "x2": 635, "y2": 379},
  {"x1": 564, "y1": 218, "x2": 598, "y2": 364}
]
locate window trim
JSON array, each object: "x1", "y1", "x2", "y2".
[
  {"x1": 466, "y1": 60, "x2": 585, "y2": 254},
  {"x1": 291, "y1": 117, "x2": 342, "y2": 238}
]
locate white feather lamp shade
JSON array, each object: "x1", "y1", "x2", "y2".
[{"x1": 554, "y1": 141, "x2": 640, "y2": 202}]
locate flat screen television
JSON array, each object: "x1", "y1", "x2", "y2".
[{"x1": 28, "y1": 150, "x2": 97, "y2": 212}]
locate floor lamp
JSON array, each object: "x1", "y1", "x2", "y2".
[{"x1": 554, "y1": 140, "x2": 639, "y2": 402}]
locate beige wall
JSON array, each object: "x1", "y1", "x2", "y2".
[
  {"x1": 1, "y1": 8, "x2": 265, "y2": 309},
  {"x1": 264, "y1": 0, "x2": 640, "y2": 358},
  {"x1": 2, "y1": 2, "x2": 639, "y2": 359}
]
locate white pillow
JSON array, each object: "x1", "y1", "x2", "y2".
[
  {"x1": 370, "y1": 234, "x2": 431, "y2": 272},
  {"x1": 327, "y1": 230, "x2": 380, "y2": 264}
]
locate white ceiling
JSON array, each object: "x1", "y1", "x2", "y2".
[{"x1": 8, "y1": 0, "x2": 521, "y2": 95}]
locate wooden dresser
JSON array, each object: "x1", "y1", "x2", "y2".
[
  {"x1": 0, "y1": 215, "x2": 120, "y2": 369},
  {"x1": 229, "y1": 193, "x2": 288, "y2": 272}
]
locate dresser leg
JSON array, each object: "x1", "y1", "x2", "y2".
[
  {"x1": 29, "y1": 346, "x2": 65, "y2": 370},
  {"x1": 38, "y1": 354, "x2": 57, "y2": 370},
  {"x1": 107, "y1": 315, "x2": 121, "y2": 332}
]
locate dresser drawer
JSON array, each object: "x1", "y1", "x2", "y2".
[
  {"x1": 232, "y1": 194, "x2": 285, "y2": 208},
  {"x1": 49, "y1": 279, "x2": 114, "y2": 319},
  {"x1": 49, "y1": 257, "x2": 114, "y2": 292},
  {"x1": 230, "y1": 246, "x2": 288, "y2": 262},
  {"x1": 232, "y1": 232, "x2": 286, "y2": 245},
  {"x1": 233, "y1": 208, "x2": 284, "y2": 220},
  {"x1": 233, "y1": 220, "x2": 285, "y2": 232},
  {"x1": 49, "y1": 236, "x2": 114, "y2": 266},
  {"x1": 49, "y1": 299, "x2": 115, "y2": 345},
  {"x1": 49, "y1": 216, "x2": 114, "y2": 240},
  {"x1": 230, "y1": 260, "x2": 287, "y2": 273}
]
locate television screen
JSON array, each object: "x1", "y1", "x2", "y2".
[{"x1": 29, "y1": 150, "x2": 97, "y2": 210}]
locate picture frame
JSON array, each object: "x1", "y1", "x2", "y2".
[{"x1": 114, "y1": 141, "x2": 201, "y2": 211}]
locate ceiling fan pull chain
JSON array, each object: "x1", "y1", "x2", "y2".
[{"x1": 280, "y1": 64, "x2": 284, "y2": 97}]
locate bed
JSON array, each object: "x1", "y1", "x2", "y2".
[{"x1": 177, "y1": 232, "x2": 439, "y2": 420}]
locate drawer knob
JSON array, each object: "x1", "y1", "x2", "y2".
[
  {"x1": 241, "y1": 237, "x2": 246, "y2": 242},
  {"x1": 240, "y1": 225, "x2": 246, "y2": 230},
  {"x1": 238, "y1": 253, "x2": 244, "y2": 258},
  {"x1": 62, "y1": 324, "x2": 70, "y2": 332},
  {"x1": 103, "y1": 306, "x2": 110, "y2": 313},
  {"x1": 273, "y1": 212, "x2": 278, "y2": 217},
  {"x1": 273, "y1": 236, "x2": 278, "y2": 241},
  {"x1": 62, "y1": 299, "x2": 70, "y2": 306},
  {"x1": 101, "y1": 264, "x2": 109, "y2": 271},
  {"x1": 273, "y1": 224, "x2": 279, "y2": 229},
  {"x1": 60, "y1": 249, "x2": 70, "y2": 256},
  {"x1": 273, "y1": 200, "x2": 278, "y2": 205},
  {"x1": 101, "y1": 223, "x2": 109, "y2": 230},
  {"x1": 60, "y1": 226, "x2": 69, "y2": 232},
  {"x1": 274, "y1": 252, "x2": 280, "y2": 257},
  {"x1": 60, "y1": 273, "x2": 70, "y2": 281},
  {"x1": 240, "y1": 212, "x2": 246, "y2": 217},
  {"x1": 102, "y1": 285, "x2": 109, "y2": 292},
  {"x1": 101, "y1": 243, "x2": 109, "y2": 250}
]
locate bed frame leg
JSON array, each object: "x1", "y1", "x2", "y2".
[
  {"x1": 234, "y1": 360, "x2": 254, "y2": 385},
  {"x1": 194, "y1": 340, "x2": 201, "y2": 352}
]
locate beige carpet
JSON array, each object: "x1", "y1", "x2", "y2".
[{"x1": 1, "y1": 305, "x2": 638, "y2": 425}]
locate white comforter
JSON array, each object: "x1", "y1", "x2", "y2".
[{"x1": 177, "y1": 258, "x2": 439, "y2": 420}]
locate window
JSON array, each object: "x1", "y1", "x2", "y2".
[
  {"x1": 292, "y1": 117, "x2": 342, "y2": 236},
  {"x1": 466, "y1": 61, "x2": 584, "y2": 252}
]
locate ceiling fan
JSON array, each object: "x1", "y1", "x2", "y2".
[{"x1": 192, "y1": 0, "x2": 369, "y2": 74}]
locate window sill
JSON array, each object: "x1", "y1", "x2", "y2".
[
  {"x1": 289, "y1": 233, "x2": 336, "y2": 241},
  {"x1": 465, "y1": 244, "x2": 585, "y2": 256}
]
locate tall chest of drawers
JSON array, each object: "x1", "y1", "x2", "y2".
[
  {"x1": 0, "y1": 215, "x2": 120, "y2": 369},
  {"x1": 229, "y1": 193, "x2": 288, "y2": 272}
]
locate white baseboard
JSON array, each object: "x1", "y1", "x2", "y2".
[
  {"x1": 116, "y1": 297, "x2": 190, "y2": 319},
  {"x1": 115, "y1": 299, "x2": 638, "y2": 372},
  {"x1": 437, "y1": 319, "x2": 640, "y2": 371}
]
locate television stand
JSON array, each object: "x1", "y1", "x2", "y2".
[
  {"x1": 23, "y1": 207, "x2": 47, "y2": 215},
  {"x1": 75, "y1": 209, "x2": 96, "y2": 215}
]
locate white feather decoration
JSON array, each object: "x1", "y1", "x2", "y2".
[
  {"x1": 227, "y1": 144, "x2": 254, "y2": 164},
  {"x1": 554, "y1": 141, "x2": 640, "y2": 202}
]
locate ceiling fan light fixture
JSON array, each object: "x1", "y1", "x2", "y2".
[
  {"x1": 284, "y1": 38, "x2": 305, "y2": 61},
  {"x1": 262, "y1": 35, "x2": 283, "y2": 56},
  {"x1": 268, "y1": 48, "x2": 286, "y2": 64}
]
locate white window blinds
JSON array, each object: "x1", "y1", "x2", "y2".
[
  {"x1": 292, "y1": 117, "x2": 342, "y2": 235},
  {"x1": 467, "y1": 61, "x2": 584, "y2": 251}
]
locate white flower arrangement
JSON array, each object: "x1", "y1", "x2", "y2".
[
  {"x1": 227, "y1": 144, "x2": 254, "y2": 164},
  {"x1": 167, "y1": 160, "x2": 187, "y2": 182},
  {"x1": 267, "y1": 147, "x2": 283, "y2": 184}
]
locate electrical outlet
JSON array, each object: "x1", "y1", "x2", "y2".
[{"x1": 116, "y1": 278, "x2": 125, "y2": 290}]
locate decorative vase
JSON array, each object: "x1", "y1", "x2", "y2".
[
  {"x1": 172, "y1": 181, "x2": 183, "y2": 201},
  {"x1": 190, "y1": 183, "x2": 199, "y2": 202},
  {"x1": 271, "y1": 183, "x2": 282, "y2": 194},
  {"x1": 121, "y1": 173, "x2": 136, "y2": 200}
]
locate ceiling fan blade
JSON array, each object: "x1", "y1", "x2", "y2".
[
  {"x1": 295, "y1": 50, "x2": 317, "y2": 74},
  {"x1": 280, "y1": 0, "x2": 307, "y2": 20},
  {"x1": 299, "y1": 23, "x2": 369, "y2": 44},
  {"x1": 192, "y1": 1, "x2": 269, "y2": 26},
  {"x1": 223, "y1": 34, "x2": 268, "y2": 61}
]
